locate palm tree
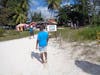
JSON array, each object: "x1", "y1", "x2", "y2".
[
  {"x1": 12, "y1": 0, "x2": 28, "y2": 24},
  {"x1": 57, "y1": 6, "x2": 69, "y2": 25},
  {"x1": 47, "y1": 0, "x2": 61, "y2": 10},
  {"x1": 46, "y1": 0, "x2": 62, "y2": 18},
  {"x1": 0, "y1": 0, "x2": 9, "y2": 25},
  {"x1": 0, "y1": 0, "x2": 29, "y2": 26},
  {"x1": 71, "y1": 0, "x2": 92, "y2": 25},
  {"x1": 46, "y1": 0, "x2": 71, "y2": 19}
]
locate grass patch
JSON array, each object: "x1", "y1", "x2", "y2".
[
  {"x1": 53, "y1": 26, "x2": 100, "y2": 42},
  {"x1": 0, "y1": 26, "x2": 100, "y2": 42},
  {"x1": 0, "y1": 30, "x2": 29, "y2": 41},
  {"x1": 0, "y1": 29, "x2": 39, "y2": 41}
]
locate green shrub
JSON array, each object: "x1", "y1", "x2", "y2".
[
  {"x1": 78, "y1": 26, "x2": 100, "y2": 40},
  {"x1": 78, "y1": 28, "x2": 95, "y2": 40},
  {"x1": 6, "y1": 30, "x2": 20, "y2": 35},
  {"x1": 0, "y1": 28, "x2": 5, "y2": 37}
]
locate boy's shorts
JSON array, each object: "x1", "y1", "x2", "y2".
[
  {"x1": 39, "y1": 46, "x2": 47, "y2": 53},
  {"x1": 30, "y1": 31, "x2": 34, "y2": 35}
]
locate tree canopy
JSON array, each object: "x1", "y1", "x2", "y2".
[{"x1": 0, "y1": 0, "x2": 29, "y2": 26}]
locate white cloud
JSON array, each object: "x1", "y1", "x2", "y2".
[
  {"x1": 34, "y1": 6, "x2": 56, "y2": 19},
  {"x1": 30, "y1": 0, "x2": 39, "y2": 6},
  {"x1": 37, "y1": 7, "x2": 51, "y2": 19}
]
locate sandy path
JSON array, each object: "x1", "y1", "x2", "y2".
[{"x1": 0, "y1": 35, "x2": 90, "y2": 75}]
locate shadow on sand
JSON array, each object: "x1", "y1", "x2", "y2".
[
  {"x1": 31, "y1": 51, "x2": 42, "y2": 63},
  {"x1": 75, "y1": 60, "x2": 100, "y2": 75}
]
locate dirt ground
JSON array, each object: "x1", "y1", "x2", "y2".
[{"x1": 0, "y1": 35, "x2": 100, "y2": 75}]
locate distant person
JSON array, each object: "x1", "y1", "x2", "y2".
[
  {"x1": 72, "y1": 17, "x2": 79, "y2": 29},
  {"x1": 33, "y1": 25, "x2": 36, "y2": 33},
  {"x1": 36, "y1": 25, "x2": 49, "y2": 63},
  {"x1": 29, "y1": 25, "x2": 35, "y2": 38}
]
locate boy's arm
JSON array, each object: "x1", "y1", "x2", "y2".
[
  {"x1": 47, "y1": 38, "x2": 49, "y2": 43},
  {"x1": 47, "y1": 33, "x2": 49, "y2": 44},
  {"x1": 36, "y1": 40, "x2": 39, "y2": 49},
  {"x1": 36, "y1": 34, "x2": 39, "y2": 49}
]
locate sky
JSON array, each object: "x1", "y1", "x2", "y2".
[
  {"x1": 28, "y1": 0, "x2": 75, "y2": 20},
  {"x1": 29, "y1": 0, "x2": 51, "y2": 20}
]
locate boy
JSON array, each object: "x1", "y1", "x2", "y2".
[
  {"x1": 29, "y1": 25, "x2": 33, "y2": 38},
  {"x1": 29, "y1": 25, "x2": 35, "y2": 38},
  {"x1": 36, "y1": 25, "x2": 49, "y2": 63}
]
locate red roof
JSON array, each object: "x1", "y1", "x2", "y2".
[
  {"x1": 48, "y1": 19, "x2": 57, "y2": 24},
  {"x1": 30, "y1": 22, "x2": 37, "y2": 26}
]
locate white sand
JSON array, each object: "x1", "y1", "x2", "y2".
[{"x1": 0, "y1": 35, "x2": 90, "y2": 75}]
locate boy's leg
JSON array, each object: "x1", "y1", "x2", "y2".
[
  {"x1": 30, "y1": 32, "x2": 32, "y2": 39},
  {"x1": 44, "y1": 52, "x2": 47, "y2": 63},
  {"x1": 39, "y1": 47, "x2": 47, "y2": 63},
  {"x1": 29, "y1": 33, "x2": 31, "y2": 39},
  {"x1": 40, "y1": 53, "x2": 45, "y2": 63},
  {"x1": 33, "y1": 31, "x2": 34, "y2": 36},
  {"x1": 40, "y1": 52, "x2": 47, "y2": 63}
]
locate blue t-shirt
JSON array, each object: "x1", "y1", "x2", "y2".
[
  {"x1": 37, "y1": 31, "x2": 48, "y2": 47},
  {"x1": 29, "y1": 27, "x2": 33, "y2": 32}
]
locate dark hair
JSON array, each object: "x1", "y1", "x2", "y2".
[{"x1": 39, "y1": 25, "x2": 44, "y2": 31}]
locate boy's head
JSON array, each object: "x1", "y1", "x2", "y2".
[
  {"x1": 39, "y1": 25, "x2": 44, "y2": 31},
  {"x1": 30, "y1": 25, "x2": 33, "y2": 28}
]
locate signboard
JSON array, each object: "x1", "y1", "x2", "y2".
[{"x1": 47, "y1": 25, "x2": 57, "y2": 32}]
